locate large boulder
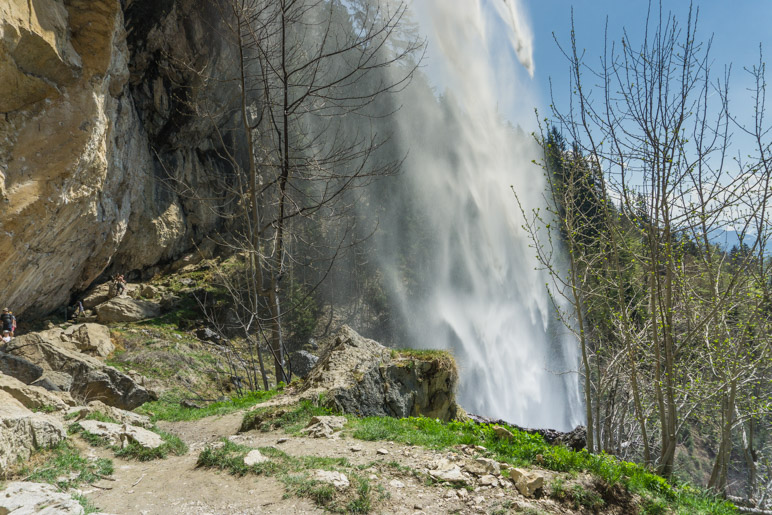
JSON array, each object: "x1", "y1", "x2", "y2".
[
  {"x1": 65, "y1": 323, "x2": 115, "y2": 357},
  {"x1": 0, "y1": 391, "x2": 66, "y2": 475},
  {"x1": 0, "y1": 372, "x2": 75, "y2": 411},
  {"x1": 0, "y1": 351, "x2": 44, "y2": 383},
  {"x1": 300, "y1": 326, "x2": 461, "y2": 421},
  {"x1": 81, "y1": 283, "x2": 115, "y2": 309},
  {"x1": 0, "y1": 482, "x2": 85, "y2": 514},
  {"x1": 4, "y1": 332, "x2": 155, "y2": 410},
  {"x1": 95, "y1": 297, "x2": 161, "y2": 323}
]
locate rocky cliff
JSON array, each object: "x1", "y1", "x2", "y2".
[{"x1": 0, "y1": 0, "x2": 240, "y2": 317}]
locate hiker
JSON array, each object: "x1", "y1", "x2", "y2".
[
  {"x1": 113, "y1": 274, "x2": 127, "y2": 297},
  {"x1": 1, "y1": 308, "x2": 16, "y2": 338},
  {"x1": 72, "y1": 300, "x2": 85, "y2": 319}
]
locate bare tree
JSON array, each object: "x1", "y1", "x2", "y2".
[
  {"x1": 179, "y1": 0, "x2": 422, "y2": 388},
  {"x1": 523, "y1": 2, "x2": 772, "y2": 493}
]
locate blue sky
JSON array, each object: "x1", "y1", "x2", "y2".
[{"x1": 523, "y1": 1, "x2": 772, "y2": 130}]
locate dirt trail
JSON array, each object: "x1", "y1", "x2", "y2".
[{"x1": 78, "y1": 407, "x2": 558, "y2": 514}]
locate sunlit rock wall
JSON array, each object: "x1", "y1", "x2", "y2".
[{"x1": 0, "y1": 0, "x2": 239, "y2": 317}]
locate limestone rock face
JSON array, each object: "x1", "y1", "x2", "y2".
[
  {"x1": 5, "y1": 332, "x2": 155, "y2": 409},
  {"x1": 0, "y1": 391, "x2": 66, "y2": 475},
  {"x1": 0, "y1": 0, "x2": 241, "y2": 318},
  {"x1": 0, "y1": 482, "x2": 85, "y2": 515},
  {"x1": 300, "y1": 326, "x2": 461, "y2": 421}
]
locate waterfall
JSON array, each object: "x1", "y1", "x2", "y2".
[{"x1": 375, "y1": 0, "x2": 584, "y2": 430}]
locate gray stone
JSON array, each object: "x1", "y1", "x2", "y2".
[
  {"x1": 0, "y1": 392, "x2": 66, "y2": 475},
  {"x1": 428, "y1": 465, "x2": 468, "y2": 484},
  {"x1": 0, "y1": 352, "x2": 43, "y2": 384},
  {"x1": 5, "y1": 333, "x2": 156, "y2": 410},
  {"x1": 244, "y1": 449, "x2": 269, "y2": 466},
  {"x1": 290, "y1": 350, "x2": 319, "y2": 378},
  {"x1": 78, "y1": 420, "x2": 164, "y2": 449},
  {"x1": 196, "y1": 327, "x2": 219, "y2": 342},
  {"x1": 301, "y1": 415, "x2": 348, "y2": 439},
  {"x1": 509, "y1": 468, "x2": 544, "y2": 497},
  {"x1": 95, "y1": 297, "x2": 161, "y2": 323},
  {"x1": 65, "y1": 323, "x2": 115, "y2": 357},
  {"x1": 66, "y1": 400, "x2": 152, "y2": 428},
  {"x1": 313, "y1": 470, "x2": 349, "y2": 490},
  {"x1": 0, "y1": 482, "x2": 84, "y2": 514},
  {"x1": 30, "y1": 371, "x2": 74, "y2": 392},
  {"x1": 0, "y1": 373, "x2": 75, "y2": 411}
]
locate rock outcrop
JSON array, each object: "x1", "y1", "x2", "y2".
[
  {"x1": 300, "y1": 326, "x2": 461, "y2": 421},
  {"x1": 0, "y1": 0, "x2": 240, "y2": 318},
  {"x1": 0, "y1": 391, "x2": 66, "y2": 475},
  {"x1": 0, "y1": 372, "x2": 75, "y2": 411},
  {"x1": 0, "y1": 482, "x2": 86, "y2": 515},
  {"x1": 4, "y1": 331, "x2": 155, "y2": 409}
]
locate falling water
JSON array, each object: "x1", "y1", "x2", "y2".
[{"x1": 378, "y1": 0, "x2": 584, "y2": 430}]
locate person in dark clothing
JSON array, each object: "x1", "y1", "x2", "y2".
[
  {"x1": 1, "y1": 308, "x2": 16, "y2": 337},
  {"x1": 114, "y1": 274, "x2": 127, "y2": 296}
]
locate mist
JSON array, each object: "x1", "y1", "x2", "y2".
[{"x1": 360, "y1": 0, "x2": 584, "y2": 430}]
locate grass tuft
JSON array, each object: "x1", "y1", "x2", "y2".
[{"x1": 13, "y1": 442, "x2": 113, "y2": 491}]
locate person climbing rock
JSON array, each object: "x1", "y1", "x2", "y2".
[
  {"x1": 114, "y1": 274, "x2": 127, "y2": 297},
  {"x1": 1, "y1": 307, "x2": 16, "y2": 338},
  {"x1": 72, "y1": 300, "x2": 85, "y2": 319}
]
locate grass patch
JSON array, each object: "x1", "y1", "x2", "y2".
[
  {"x1": 197, "y1": 439, "x2": 367, "y2": 512},
  {"x1": 115, "y1": 429, "x2": 187, "y2": 461},
  {"x1": 138, "y1": 389, "x2": 280, "y2": 423},
  {"x1": 13, "y1": 442, "x2": 113, "y2": 491},
  {"x1": 72, "y1": 493, "x2": 101, "y2": 514},
  {"x1": 240, "y1": 399, "x2": 333, "y2": 433},
  {"x1": 70, "y1": 422, "x2": 187, "y2": 461},
  {"x1": 392, "y1": 349, "x2": 457, "y2": 374},
  {"x1": 349, "y1": 416, "x2": 735, "y2": 515}
]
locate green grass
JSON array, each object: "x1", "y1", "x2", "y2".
[
  {"x1": 72, "y1": 493, "x2": 101, "y2": 514},
  {"x1": 240, "y1": 399, "x2": 333, "y2": 433},
  {"x1": 70, "y1": 422, "x2": 188, "y2": 461},
  {"x1": 114, "y1": 429, "x2": 188, "y2": 461},
  {"x1": 16, "y1": 442, "x2": 113, "y2": 491},
  {"x1": 197, "y1": 439, "x2": 366, "y2": 512},
  {"x1": 138, "y1": 389, "x2": 280, "y2": 423},
  {"x1": 238, "y1": 401, "x2": 734, "y2": 514}
]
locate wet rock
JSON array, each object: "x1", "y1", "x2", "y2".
[{"x1": 468, "y1": 413, "x2": 587, "y2": 450}]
